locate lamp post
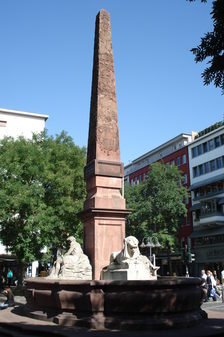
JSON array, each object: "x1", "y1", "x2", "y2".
[{"x1": 140, "y1": 236, "x2": 161, "y2": 265}]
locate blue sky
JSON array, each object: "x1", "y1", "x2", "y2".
[{"x1": 0, "y1": 0, "x2": 223, "y2": 165}]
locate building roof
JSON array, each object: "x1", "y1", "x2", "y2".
[
  {"x1": 188, "y1": 125, "x2": 224, "y2": 147},
  {"x1": 0, "y1": 108, "x2": 49, "y2": 121}
]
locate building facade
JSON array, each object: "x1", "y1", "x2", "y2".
[
  {"x1": 0, "y1": 108, "x2": 48, "y2": 140},
  {"x1": 124, "y1": 132, "x2": 197, "y2": 242},
  {"x1": 188, "y1": 124, "x2": 224, "y2": 278},
  {"x1": 124, "y1": 122, "x2": 224, "y2": 277}
]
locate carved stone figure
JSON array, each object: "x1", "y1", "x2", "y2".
[
  {"x1": 101, "y1": 236, "x2": 159, "y2": 280},
  {"x1": 47, "y1": 236, "x2": 92, "y2": 280}
]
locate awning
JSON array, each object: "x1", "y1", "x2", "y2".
[
  {"x1": 189, "y1": 173, "x2": 224, "y2": 191},
  {"x1": 190, "y1": 226, "x2": 224, "y2": 238},
  {"x1": 190, "y1": 203, "x2": 200, "y2": 211}
]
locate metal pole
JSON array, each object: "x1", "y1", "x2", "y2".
[{"x1": 153, "y1": 254, "x2": 156, "y2": 267}]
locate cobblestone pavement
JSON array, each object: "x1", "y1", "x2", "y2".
[
  {"x1": 202, "y1": 302, "x2": 224, "y2": 312},
  {"x1": 0, "y1": 295, "x2": 224, "y2": 337}
]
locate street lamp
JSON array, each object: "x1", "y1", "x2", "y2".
[{"x1": 140, "y1": 236, "x2": 161, "y2": 264}]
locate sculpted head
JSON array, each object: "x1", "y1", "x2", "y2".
[
  {"x1": 67, "y1": 236, "x2": 82, "y2": 253},
  {"x1": 67, "y1": 236, "x2": 76, "y2": 243},
  {"x1": 123, "y1": 236, "x2": 140, "y2": 259}
]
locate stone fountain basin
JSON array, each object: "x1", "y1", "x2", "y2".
[{"x1": 24, "y1": 276, "x2": 206, "y2": 330}]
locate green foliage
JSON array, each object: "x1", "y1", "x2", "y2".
[
  {"x1": 0, "y1": 131, "x2": 86, "y2": 265},
  {"x1": 125, "y1": 162, "x2": 188, "y2": 252},
  {"x1": 190, "y1": 0, "x2": 224, "y2": 94}
]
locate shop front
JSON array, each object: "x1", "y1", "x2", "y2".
[{"x1": 191, "y1": 228, "x2": 224, "y2": 281}]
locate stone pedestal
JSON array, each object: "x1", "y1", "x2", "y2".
[
  {"x1": 81, "y1": 208, "x2": 127, "y2": 280},
  {"x1": 101, "y1": 265, "x2": 157, "y2": 281}
]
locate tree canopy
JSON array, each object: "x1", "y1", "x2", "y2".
[
  {"x1": 0, "y1": 131, "x2": 86, "y2": 267},
  {"x1": 189, "y1": 0, "x2": 224, "y2": 94},
  {"x1": 125, "y1": 162, "x2": 188, "y2": 252}
]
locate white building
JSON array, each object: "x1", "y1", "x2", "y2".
[
  {"x1": 0, "y1": 108, "x2": 48, "y2": 140},
  {"x1": 188, "y1": 124, "x2": 224, "y2": 275},
  {"x1": 0, "y1": 108, "x2": 48, "y2": 256}
]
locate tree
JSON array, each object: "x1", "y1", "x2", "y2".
[
  {"x1": 125, "y1": 162, "x2": 188, "y2": 262},
  {"x1": 0, "y1": 131, "x2": 86, "y2": 279},
  {"x1": 189, "y1": 0, "x2": 224, "y2": 94}
]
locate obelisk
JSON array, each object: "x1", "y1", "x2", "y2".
[{"x1": 82, "y1": 9, "x2": 128, "y2": 280}]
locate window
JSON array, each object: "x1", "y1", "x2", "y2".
[
  {"x1": 135, "y1": 176, "x2": 138, "y2": 185},
  {"x1": 214, "y1": 136, "x2": 220, "y2": 148},
  {"x1": 210, "y1": 159, "x2": 216, "y2": 171},
  {"x1": 177, "y1": 156, "x2": 181, "y2": 166},
  {"x1": 192, "y1": 147, "x2": 197, "y2": 158},
  {"x1": 0, "y1": 120, "x2": 7, "y2": 127},
  {"x1": 183, "y1": 174, "x2": 187, "y2": 184},
  {"x1": 201, "y1": 200, "x2": 216, "y2": 215},
  {"x1": 216, "y1": 157, "x2": 222, "y2": 169},
  {"x1": 170, "y1": 159, "x2": 175, "y2": 166},
  {"x1": 218, "y1": 183, "x2": 223, "y2": 191},
  {"x1": 208, "y1": 139, "x2": 214, "y2": 151},
  {"x1": 195, "y1": 189, "x2": 200, "y2": 198},
  {"x1": 220, "y1": 134, "x2": 224, "y2": 145},
  {"x1": 143, "y1": 173, "x2": 146, "y2": 182},
  {"x1": 203, "y1": 142, "x2": 208, "y2": 153},
  {"x1": 193, "y1": 166, "x2": 198, "y2": 177},
  {"x1": 139, "y1": 175, "x2": 141, "y2": 183},
  {"x1": 212, "y1": 185, "x2": 217, "y2": 193},
  {"x1": 199, "y1": 164, "x2": 204, "y2": 175},
  {"x1": 204, "y1": 162, "x2": 210, "y2": 174},
  {"x1": 130, "y1": 179, "x2": 133, "y2": 186},
  {"x1": 206, "y1": 186, "x2": 211, "y2": 194},
  {"x1": 192, "y1": 155, "x2": 223, "y2": 178},
  {"x1": 182, "y1": 154, "x2": 186, "y2": 164},
  {"x1": 197, "y1": 144, "x2": 202, "y2": 155}
]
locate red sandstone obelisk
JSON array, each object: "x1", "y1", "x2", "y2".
[{"x1": 82, "y1": 9, "x2": 128, "y2": 280}]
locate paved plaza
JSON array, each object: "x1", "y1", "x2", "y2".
[{"x1": 0, "y1": 294, "x2": 224, "y2": 337}]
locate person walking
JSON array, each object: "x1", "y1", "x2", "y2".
[
  {"x1": 205, "y1": 270, "x2": 217, "y2": 302},
  {"x1": 7, "y1": 269, "x2": 13, "y2": 286},
  {"x1": 201, "y1": 269, "x2": 207, "y2": 287},
  {"x1": 221, "y1": 267, "x2": 224, "y2": 285}
]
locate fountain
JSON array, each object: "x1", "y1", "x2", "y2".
[{"x1": 24, "y1": 9, "x2": 206, "y2": 330}]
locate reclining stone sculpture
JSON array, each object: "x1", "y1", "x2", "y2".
[
  {"x1": 101, "y1": 236, "x2": 159, "y2": 280},
  {"x1": 47, "y1": 236, "x2": 92, "y2": 280}
]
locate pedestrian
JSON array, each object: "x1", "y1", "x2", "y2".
[
  {"x1": 0, "y1": 287, "x2": 15, "y2": 309},
  {"x1": 7, "y1": 269, "x2": 13, "y2": 286},
  {"x1": 205, "y1": 270, "x2": 216, "y2": 302},
  {"x1": 201, "y1": 269, "x2": 207, "y2": 288},
  {"x1": 221, "y1": 267, "x2": 224, "y2": 285},
  {"x1": 213, "y1": 270, "x2": 219, "y2": 284}
]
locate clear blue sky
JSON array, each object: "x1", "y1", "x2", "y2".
[{"x1": 0, "y1": 0, "x2": 223, "y2": 165}]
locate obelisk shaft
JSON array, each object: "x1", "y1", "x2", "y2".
[
  {"x1": 87, "y1": 10, "x2": 120, "y2": 163},
  {"x1": 82, "y1": 10, "x2": 128, "y2": 280}
]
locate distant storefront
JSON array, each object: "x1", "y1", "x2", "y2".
[
  {"x1": 0, "y1": 254, "x2": 17, "y2": 286},
  {"x1": 191, "y1": 228, "x2": 224, "y2": 280}
]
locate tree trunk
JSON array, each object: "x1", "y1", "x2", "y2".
[{"x1": 16, "y1": 261, "x2": 26, "y2": 286}]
